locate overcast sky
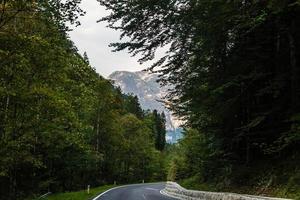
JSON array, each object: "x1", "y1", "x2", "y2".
[{"x1": 68, "y1": 0, "x2": 151, "y2": 78}]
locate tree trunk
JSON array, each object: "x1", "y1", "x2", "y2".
[
  {"x1": 246, "y1": 136, "x2": 250, "y2": 165},
  {"x1": 4, "y1": 95, "x2": 9, "y2": 121},
  {"x1": 288, "y1": 19, "x2": 299, "y2": 110},
  {"x1": 96, "y1": 112, "x2": 100, "y2": 152}
]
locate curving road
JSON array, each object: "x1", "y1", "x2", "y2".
[{"x1": 93, "y1": 183, "x2": 177, "y2": 200}]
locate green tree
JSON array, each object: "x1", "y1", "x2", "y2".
[
  {"x1": 144, "y1": 110, "x2": 166, "y2": 151},
  {"x1": 123, "y1": 94, "x2": 144, "y2": 119},
  {"x1": 100, "y1": 0, "x2": 300, "y2": 194}
]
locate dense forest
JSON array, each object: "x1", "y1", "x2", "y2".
[
  {"x1": 100, "y1": 0, "x2": 300, "y2": 198},
  {"x1": 0, "y1": 1, "x2": 167, "y2": 199},
  {"x1": 1, "y1": 0, "x2": 300, "y2": 199}
]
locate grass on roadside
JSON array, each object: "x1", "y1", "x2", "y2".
[{"x1": 44, "y1": 185, "x2": 117, "y2": 200}]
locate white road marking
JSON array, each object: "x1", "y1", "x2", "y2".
[
  {"x1": 92, "y1": 183, "x2": 166, "y2": 200},
  {"x1": 92, "y1": 186, "x2": 124, "y2": 200},
  {"x1": 145, "y1": 187, "x2": 158, "y2": 191}
]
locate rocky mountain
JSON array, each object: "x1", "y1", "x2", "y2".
[{"x1": 109, "y1": 70, "x2": 183, "y2": 143}]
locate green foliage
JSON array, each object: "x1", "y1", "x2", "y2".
[
  {"x1": 166, "y1": 129, "x2": 228, "y2": 185},
  {"x1": 144, "y1": 110, "x2": 166, "y2": 151},
  {"x1": 0, "y1": 2, "x2": 168, "y2": 199},
  {"x1": 43, "y1": 185, "x2": 117, "y2": 200},
  {"x1": 100, "y1": 0, "x2": 300, "y2": 197},
  {"x1": 123, "y1": 95, "x2": 144, "y2": 119},
  {"x1": 179, "y1": 176, "x2": 215, "y2": 192}
]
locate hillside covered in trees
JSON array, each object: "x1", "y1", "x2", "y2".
[
  {"x1": 1, "y1": 0, "x2": 300, "y2": 199},
  {"x1": 100, "y1": 0, "x2": 300, "y2": 198},
  {"x1": 0, "y1": 1, "x2": 167, "y2": 199}
]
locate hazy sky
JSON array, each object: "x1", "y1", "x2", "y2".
[{"x1": 68, "y1": 0, "x2": 148, "y2": 78}]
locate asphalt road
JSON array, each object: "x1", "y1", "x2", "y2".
[{"x1": 93, "y1": 183, "x2": 177, "y2": 200}]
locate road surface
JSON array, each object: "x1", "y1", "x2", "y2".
[{"x1": 93, "y1": 183, "x2": 177, "y2": 200}]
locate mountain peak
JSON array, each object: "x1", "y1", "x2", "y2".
[{"x1": 109, "y1": 70, "x2": 183, "y2": 134}]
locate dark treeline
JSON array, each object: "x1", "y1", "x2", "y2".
[
  {"x1": 0, "y1": 1, "x2": 167, "y2": 199},
  {"x1": 100, "y1": 0, "x2": 300, "y2": 198}
]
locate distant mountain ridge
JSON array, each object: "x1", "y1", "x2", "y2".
[{"x1": 109, "y1": 70, "x2": 183, "y2": 143}]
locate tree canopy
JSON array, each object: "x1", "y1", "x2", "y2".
[
  {"x1": 100, "y1": 0, "x2": 300, "y2": 196},
  {"x1": 0, "y1": 1, "x2": 168, "y2": 199}
]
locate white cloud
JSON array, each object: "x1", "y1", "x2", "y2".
[{"x1": 68, "y1": 0, "x2": 148, "y2": 77}]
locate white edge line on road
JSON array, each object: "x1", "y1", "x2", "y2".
[
  {"x1": 145, "y1": 187, "x2": 158, "y2": 191},
  {"x1": 92, "y1": 183, "x2": 166, "y2": 200},
  {"x1": 92, "y1": 185, "x2": 128, "y2": 200}
]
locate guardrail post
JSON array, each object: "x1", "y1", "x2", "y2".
[{"x1": 87, "y1": 185, "x2": 90, "y2": 194}]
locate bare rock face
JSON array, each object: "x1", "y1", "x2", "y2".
[{"x1": 109, "y1": 70, "x2": 183, "y2": 143}]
